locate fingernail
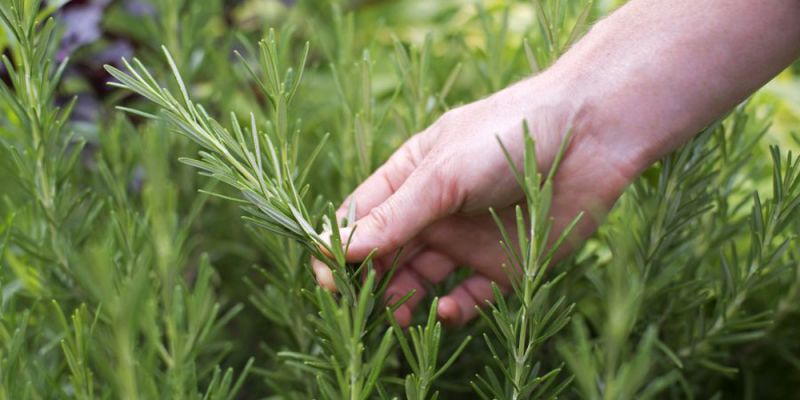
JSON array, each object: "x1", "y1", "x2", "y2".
[
  {"x1": 319, "y1": 224, "x2": 333, "y2": 246},
  {"x1": 437, "y1": 296, "x2": 461, "y2": 327},
  {"x1": 312, "y1": 260, "x2": 337, "y2": 292},
  {"x1": 335, "y1": 206, "x2": 349, "y2": 224},
  {"x1": 339, "y1": 226, "x2": 354, "y2": 247},
  {"x1": 318, "y1": 226, "x2": 351, "y2": 258}
]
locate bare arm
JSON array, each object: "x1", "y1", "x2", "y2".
[
  {"x1": 558, "y1": 0, "x2": 800, "y2": 171},
  {"x1": 314, "y1": 0, "x2": 800, "y2": 326}
]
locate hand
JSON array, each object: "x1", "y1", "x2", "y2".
[
  {"x1": 313, "y1": 74, "x2": 641, "y2": 326},
  {"x1": 313, "y1": 0, "x2": 800, "y2": 327}
]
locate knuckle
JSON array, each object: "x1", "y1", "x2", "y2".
[
  {"x1": 426, "y1": 159, "x2": 465, "y2": 214},
  {"x1": 368, "y1": 201, "x2": 395, "y2": 233},
  {"x1": 438, "y1": 108, "x2": 462, "y2": 127},
  {"x1": 389, "y1": 137, "x2": 424, "y2": 175},
  {"x1": 406, "y1": 133, "x2": 428, "y2": 164},
  {"x1": 464, "y1": 279, "x2": 491, "y2": 305}
]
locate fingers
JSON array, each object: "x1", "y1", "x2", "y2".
[
  {"x1": 335, "y1": 135, "x2": 424, "y2": 222},
  {"x1": 318, "y1": 241, "x2": 500, "y2": 328},
  {"x1": 437, "y1": 274, "x2": 499, "y2": 327},
  {"x1": 372, "y1": 241, "x2": 424, "y2": 280},
  {"x1": 312, "y1": 240, "x2": 424, "y2": 293},
  {"x1": 345, "y1": 167, "x2": 456, "y2": 261},
  {"x1": 313, "y1": 136, "x2": 427, "y2": 289},
  {"x1": 334, "y1": 133, "x2": 448, "y2": 262},
  {"x1": 385, "y1": 250, "x2": 457, "y2": 327},
  {"x1": 385, "y1": 269, "x2": 427, "y2": 327},
  {"x1": 408, "y1": 250, "x2": 458, "y2": 283}
]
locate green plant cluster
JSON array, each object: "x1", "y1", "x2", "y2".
[{"x1": 1, "y1": 0, "x2": 799, "y2": 398}]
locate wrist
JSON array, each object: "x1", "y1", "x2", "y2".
[
  {"x1": 521, "y1": 61, "x2": 653, "y2": 182},
  {"x1": 542, "y1": 0, "x2": 800, "y2": 178},
  {"x1": 539, "y1": 24, "x2": 672, "y2": 178}
]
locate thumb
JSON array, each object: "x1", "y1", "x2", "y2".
[{"x1": 344, "y1": 168, "x2": 455, "y2": 261}]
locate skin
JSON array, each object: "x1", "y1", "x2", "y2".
[{"x1": 312, "y1": 0, "x2": 800, "y2": 327}]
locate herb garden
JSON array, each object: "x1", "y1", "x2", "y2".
[{"x1": 1, "y1": 0, "x2": 800, "y2": 398}]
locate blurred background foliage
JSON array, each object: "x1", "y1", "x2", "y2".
[{"x1": 1, "y1": 0, "x2": 800, "y2": 398}]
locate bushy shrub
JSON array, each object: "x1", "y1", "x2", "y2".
[{"x1": 1, "y1": 0, "x2": 799, "y2": 398}]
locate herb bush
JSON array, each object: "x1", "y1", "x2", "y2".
[{"x1": 1, "y1": 0, "x2": 799, "y2": 398}]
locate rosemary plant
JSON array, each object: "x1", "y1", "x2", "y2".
[
  {"x1": 389, "y1": 298, "x2": 472, "y2": 400},
  {"x1": 470, "y1": 128, "x2": 577, "y2": 400},
  {"x1": 105, "y1": 28, "x2": 405, "y2": 400},
  {"x1": 2, "y1": 0, "x2": 800, "y2": 397},
  {"x1": 1, "y1": 1, "x2": 249, "y2": 398}
]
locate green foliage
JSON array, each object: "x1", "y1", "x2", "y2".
[
  {"x1": 471, "y1": 128, "x2": 578, "y2": 400},
  {"x1": 390, "y1": 298, "x2": 472, "y2": 400},
  {"x1": 1, "y1": 0, "x2": 799, "y2": 398}
]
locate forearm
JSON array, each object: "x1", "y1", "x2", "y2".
[{"x1": 552, "y1": 0, "x2": 800, "y2": 171}]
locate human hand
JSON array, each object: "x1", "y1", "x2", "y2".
[
  {"x1": 312, "y1": 72, "x2": 643, "y2": 327},
  {"x1": 311, "y1": 0, "x2": 800, "y2": 327}
]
